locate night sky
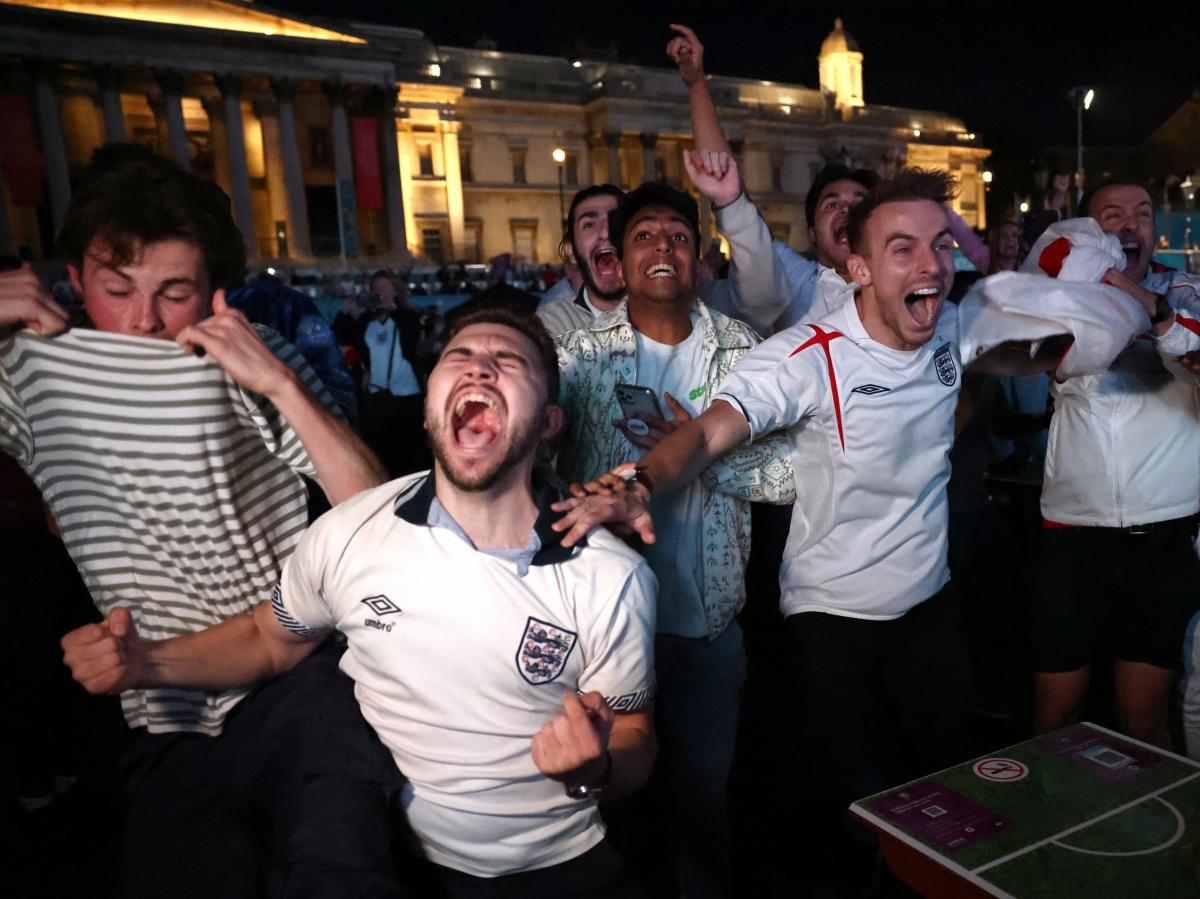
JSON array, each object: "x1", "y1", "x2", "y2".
[{"x1": 272, "y1": 0, "x2": 1198, "y2": 175}]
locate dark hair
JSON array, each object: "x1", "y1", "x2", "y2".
[
  {"x1": 559, "y1": 184, "x2": 624, "y2": 258},
  {"x1": 846, "y1": 168, "x2": 958, "y2": 255},
  {"x1": 608, "y1": 182, "x2": 701, "y2": 260},
  {"x1": 804, "y1": 164, "x2": 879, "y2": 228},
  {"x1": 443, "y1": 304, "x2": 560, "y2": 403},
  {"x1": 370, "y1": 270, "x2": 392, "y2": 285},
  {"x1": 1078, "y1": 177, "x2": 1150, "y2": 218},
  {"x1": 58, "y1": 142, "x2": 246, "y2": 290}
]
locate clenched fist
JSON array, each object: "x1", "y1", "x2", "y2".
[
  {"x1": 61, "y1": 607, "x2": 145, "y2": 694},
  {"x1": 531, "y1": 691, "x2": 614, "y2": 788}
]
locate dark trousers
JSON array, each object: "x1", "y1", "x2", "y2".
[
  {"x1": 419, "y1": 841, "x2": 643, "y2": 899},
  {"x1": 121, "y1": 642, "x2": 404, "y2": 899},
  {"x1": 784, "y1": 585, "x2": 973, "y2": 868}
]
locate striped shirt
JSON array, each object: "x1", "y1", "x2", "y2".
[{"x1": 0, "y1": 325, "x2": 336, "y2": 735}]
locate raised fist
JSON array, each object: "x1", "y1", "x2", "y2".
[{"x1": 61, "y1": 606, "x2": 145, "y2": 694}]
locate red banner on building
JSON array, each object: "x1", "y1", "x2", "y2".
[
  {"x1": 0, "y1": 95, "x2": 46, "y2": 206},
  {"x1": 352, "y1": 116, "x2": 383, "y2": 211}
]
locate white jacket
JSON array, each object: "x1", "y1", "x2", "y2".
[{"x1": 1042, "y1": 265, "x2": 1200, "y2": 526}]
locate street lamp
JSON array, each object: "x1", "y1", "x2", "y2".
[
  {"x1": 1068, "y1": 87, "x2": 1094, "y2": 205},
  {"x1": 982, "y1": 171, "x2": 993, "y2": 184},
  {"x1": 552, "y1": 147, "x2": 567, "y2": 225}
]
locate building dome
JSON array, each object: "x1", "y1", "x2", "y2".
[{"x1": 820, "y1": 19, "x2": 859, "y2": 56}]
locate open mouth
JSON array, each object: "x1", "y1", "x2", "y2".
[
  {"x1": 1122, "y1": 240, "x2": 1141, "y2": 267},
  {"x1": 646, "y1": 262, "x2": 677, "y2": 279},
  {"x1": 591, "y1": 246, "x2": 620, "y2": 280},
  {"x1": 833, "y1": 224, "x2": 849, "y2": 247},
  {"x1": 904, "y1": 287, "x2": 940, "y2": 329},
  {"x1": 450, "y1": 391, "x2": 502, "y2": 450}
]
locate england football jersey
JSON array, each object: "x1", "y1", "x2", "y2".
[
  {"x1": 275, "y1": 473, "x2": 657, "y2": 877},
  {"x1": 715, "y1": 297, "x2": 961, "y2": 620}
]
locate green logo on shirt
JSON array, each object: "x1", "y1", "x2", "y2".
[{"x1": 689, "y1": 384, "x2": 707, "y2": 401}]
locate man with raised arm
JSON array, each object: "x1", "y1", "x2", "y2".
[
  {"x1": 668, "y1": 23, "x2": 875, "y2": 332},
  {"x1": 63, "y1": 305, "x2": 659, "y2": 899},
  {"x1": 0, "y1": 145, "x2": 393, "y2": 897},
  {"x1": 551, "y1": 168, "x2": 1157, "y2": 889},
  {"x1": 537, "y1": 27, "x2": 790, "y2": 338}
]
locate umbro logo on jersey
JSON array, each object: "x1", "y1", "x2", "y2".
[
  {"x1": 361, "y1": 595, "x2": 402, "y2": 616},
  {"x1": 934, "y1": 344, "x2": 958, "y2": 387},
  {"x1": 516, "y1": 617, "x2": 578, "y2": 685},
  {"x1": 851, "y1": 384, "x2": 891, "y2": 396}
]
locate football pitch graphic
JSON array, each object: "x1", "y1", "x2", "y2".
[{"x1": 851, "y1": 723, "x2": 1200, "y2": 898}]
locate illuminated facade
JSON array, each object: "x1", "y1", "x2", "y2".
[{"x1": 0, "y1": 1, "x2": 991, "y2": 266}]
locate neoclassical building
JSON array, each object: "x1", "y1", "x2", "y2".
[{"x1": 0, "y1": 2, "x2": 991, "y2": 267}]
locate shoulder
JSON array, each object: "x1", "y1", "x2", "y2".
[
  {"x1": 308, "y1": 473, "x2": 429, "y2": 550},
  {"x1": 701, "y1": 302, "x2": 761, "y2": 350},
  {"x1": 568, "y1": 526, "x2": 656, "y2": 597},
  {"x1": 538, "y1": 295, "x2": 592, "y2": 337}
]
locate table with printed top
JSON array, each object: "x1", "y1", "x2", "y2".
[{"x1": 849, "y1": 723, "x2": 1200, "y2": 898}]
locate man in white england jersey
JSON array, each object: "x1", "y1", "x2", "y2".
[
  {"x1": 1033, "y1": 179, "x2": 1200, "y2": 750},
  {"x1": 0, "y1": 145, "x2": 395, "y2": 897},
  {"x1": 668, "y1": 24, "x2": 871, "y2": 332},
  {"x1": 62, "y1": 306, "x2": 658, "y2": 899},
  {"x1": 549, "y1": 168, "x2": 1158, "y2": 888}
]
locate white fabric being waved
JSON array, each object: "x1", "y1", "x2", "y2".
[
  {"x1": 956, "y1": 271, "x2": 1150, "y2": 379},
  {"x1": 1020, "y1": 217, "x2": 1126, "y2": 281}
]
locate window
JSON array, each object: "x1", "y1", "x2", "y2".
[
  {"x1": 771, "y1": 158, "x2": 784, "y2": 193},
  {"x1": 309, "y1": 126, "x2": 332, "y2": 169},
  {"x1": 460, "y1": 144, "x2": 474, "y2": 183},
  {"x1": 511, "y1": 148, "x2": 527, "y2": 185},
  {"x1": 422, "y1": 227, "x2": 444, "y2": 265},
  {"x1": 510, "y1": 220, "x2": 537, "y2": 263},
  {"x1": 417, "y1": 142, "x2": 434, "y2": 177},
  {"x1": 463, "y1": 220, "x2": 483, "y2": 263},
  {"x1": 565, "y1": 153, "x2": 579, "y2": 186}
]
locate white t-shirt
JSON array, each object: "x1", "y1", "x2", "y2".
[
  {"x1": 715, "y1": 298, "x2": 960, "y2": 620},
  {"x1": 364, "y1": 317, "x2": 420, "y2": 397},
  {"x1": 633, "y1": 319, "x2": 709, "y2": 637},
  {"x1": 275, "y1": 473, "x2": 657, "y2": 877}
]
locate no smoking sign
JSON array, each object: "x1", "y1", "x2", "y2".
[{"x1": 973, "y1": 758, "x2": 1029, "y2": 782}]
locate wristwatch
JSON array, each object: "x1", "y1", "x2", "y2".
[
  {"x1": 566, "y1": 751, "x2": 613, "y2": 800},
  {"x1": 627, "y1": 465, "x2": 655, "y2": 499}
]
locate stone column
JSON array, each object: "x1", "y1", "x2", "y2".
[
  {"x1": 376, "y1": 88, "x2": 408, "y2": 260},
  {"x1": 201, "y1": 96, "x2": 232, "y2": 198},
  {"x1": 215, "y1": 74, "x2": 257, "y2": 259},
  {"x1": 28, "y1": 59, "x2": 72, "y2": 233},
  {"x1": 270, "y1": 79, "x2": 311, "y2": 258},
  {"x1": 395, "y1": 120, "x2": 417, "y2": 256},
  {"x1": 253, "y1": 95, "x2": 291, "y2": 259},
  {"x1": 639, "y1": 132, "x2": 658, "y2": 185},
  {"x1": 441, "y1": 119, "x2": 465, "y2": 263},
  {"x1": 95, "y1": 64, "x2": 126, "y2": 143},
  {"x1": 156, "y1": 69, "x2": 191, "y2": 169},
  {"x1": 603, "y1": 132, "x2": 622, "y2": 188},
  {"x1": 323, "y1": 80, "x2": 357, "y2": 256}
]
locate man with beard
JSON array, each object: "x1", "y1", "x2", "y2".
[
  {"x1": 537, "y1": 31, "x2": 789, "y2": 338},
  {"x1": 62, "y1": 306, "x2": 658, "y2": 899},
  {"x1": 668, "y1": 24, "x2": 873, "y2": 333},
  {"x1": 550, "y1": 168, "x2": 1158, "y2": 891},
  {"x1": 556, "y1": 178, "x2": 793, "y2": 898},
  {"x1": 1033, "y1": 179, "x2": 1200, "y2": 750}
]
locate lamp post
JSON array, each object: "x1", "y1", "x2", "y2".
[
  {"x1": 552, "y1": 147, "x2": 566, "y2": 226},
  {"x1": 1068, "y1": 87, "x2": 1094, "y2": 206}
]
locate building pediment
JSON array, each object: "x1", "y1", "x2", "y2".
[{"x1": 1, "y1": 0, "x2": 364, "y2": 42}]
